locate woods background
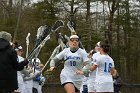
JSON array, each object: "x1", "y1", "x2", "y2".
[{"x1": 0, "y1": 0, "x2": 140, "y2": 93}]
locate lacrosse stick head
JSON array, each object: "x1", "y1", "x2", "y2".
[
  {"x1": 67, "y1": 21, "x2": 77, "y2": 34},
  {"x1": 35, "y1": 25, "x2": 51, "y2": 46},
  {"x1": 36, "y1": 25, "x2": 50, "y2": 38},
  {"x1": 58, "y1": 33, "x2": 68, "y2": 48},
  {"x1": 42, "y1": 26, "x2": 51, "y2": 39},
  {"x1": 37, "y1": 26, "x2": 45, "y2": 39},
  {"x1": 51, "y1": 20, "x2": 64, "y2": 32}
]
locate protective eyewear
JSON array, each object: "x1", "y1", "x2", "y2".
[{"x1": 70, "y1": 38, "x2": 79, "y2": 42}]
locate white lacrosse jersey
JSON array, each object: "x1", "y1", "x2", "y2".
[
  {"x1": 94, "y1": 54, "x2": 114, "y2": 92},
  {"x1": 90, "y1": 52, "x2": 101, "y2": 79},
  {"x1": 87, "y1": 52, "x2": 101, "y2": 92},
  {"x1": 56, "y1": 47, "x2": 89, "y2": 90},
  {"x1": 17, "y1": 56, "x2": 24, "y2": 82},
  {"x1": 17, "y1": 56, "x2": 25, "y2": 93},
  {"x1": 33, "y1": 69, "x2": 42, "y2": 93}
]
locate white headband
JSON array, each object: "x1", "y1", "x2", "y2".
[{"x1": 70, "y1": 35, "x2": 79, "y2": 39}]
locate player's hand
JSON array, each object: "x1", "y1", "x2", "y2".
[{"x1": 76, "y1": 70, "x2": 84, "y2": 75}]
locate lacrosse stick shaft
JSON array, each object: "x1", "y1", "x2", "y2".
[
  {"x1": 27, "y1": 35, "x2": 50, "y2": 60},
  {"x1": 41, "y1": 45, "x2": 61, "y2": 72},
  {"x1": 26, "y1": 33, "x2": 30, "y2": 58}
]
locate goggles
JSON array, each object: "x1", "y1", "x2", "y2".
[{"x1": 70, "y1": 38, "x2": 79, "y2": 42}]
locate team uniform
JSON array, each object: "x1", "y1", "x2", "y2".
[
  {"x1": 93, "y1": 54, "x2": 114, "y2": 92},
  {"x1": 17, "y1": 56, "x2": 26, "y2": 93},
  {"x1": 33, "y1": 58, "x2": 45, "y2": 93},
  {"x1": 23, "y1": 67, "x2": 34, "y2": 93},
  {"x1": 87, "y1": 52, "x2": 101, "y2": 92},
  {"x1": 33, "y1": 68, "x2": 43, "y2": 93},
  {"x1": 54, "y1": 47, "x2": 89, "y2": 90}
]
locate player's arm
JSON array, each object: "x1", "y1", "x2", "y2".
[
  {"x1": 110, "y1": 67, "x2": 116, "y2": 75},
  {"x1": 76, "y1": 63, "x2": 91, "y2": 75},
  {"x1": 90, "y1": 56, "x2": 99, "y2": 71},
  {"x1": 49, "y1": 49, "x2": 66, "y2": 71},
  {"x1": 49, "y1": 56, "x2": 61, "y2": 71},
  {"x1": 90, "y1": 63, "x2": 97, "y2": 71}
]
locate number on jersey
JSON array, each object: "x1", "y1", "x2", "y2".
[
  {"x1": 70, "y1": 61, "x2": 76, "y2": 66},
  {"x1": 104, "y1": 62, "x2": 112, "y2": 72}
]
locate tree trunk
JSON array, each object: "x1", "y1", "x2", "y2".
[
  {"x1": 107, "y1": 0, "x2": 119, "y2": 56},
  {"x1": 13, "y1": 0, "x2": 23, "y2": 41},
  {"x1": 116, "y1": 5, "x2": 121, "y2": 69},
  {"x1": 86, "y1": 0, "x2": 91, "y2": 51}
]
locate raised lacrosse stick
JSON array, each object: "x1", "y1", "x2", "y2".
[
  {"x1": 27, "y1": 20, "x2": 64, "y2": 60},
  {"x1": 67, "y1": 21, "x2": 85, "y2": 49},
  {"x1": 26, "y1": 33, "x2": 30, "y2": 58}
]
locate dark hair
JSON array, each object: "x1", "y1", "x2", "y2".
[
  {"x1": 90, "y1": 49, "x2": 96, "y2": 55},
  {"x1": 100, "y1": 39, "x2": 110, "y2": 53},
  {"x1": 13, "y1": 41, "x2": 18, "y2": 48},
  {"x1": 13, "y1": 41, "x2": 23, "y2": 51}
]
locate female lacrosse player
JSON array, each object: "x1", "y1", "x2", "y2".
[
  {"x1": 78, "y1": 42, "x2": 101, "y2": 93},
  {"x1": 77, "y1": 40, "x2": 115, "y2": 93},
  {"x1": 87, "y1": 42, "x2": 101, "y2": 93},
  {"x1": 15, "y1": 45, "x2": 26, "y2": 93},
  {"x1": 49, "y1": 34, "x2": 89, "y2": 93},
  {"x1": 90, "y1": 40, "x2": 115, "y2": 93}
]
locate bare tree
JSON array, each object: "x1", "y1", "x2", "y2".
[{"x1": 13, "y1": 0, "x2": 23, "y2": 41}]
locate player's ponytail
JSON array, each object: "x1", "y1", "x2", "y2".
[{"x1": 100, "y1": 39, "x2": 110, "y2": 53}]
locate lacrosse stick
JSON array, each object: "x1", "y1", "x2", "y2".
[
  {"x1": 64, "y1": 34, "x2": 70, "y2": 41},
  {"x1": 27, "y1": 20, "x2": 64, "y2": 60},
  {"x1": 30, "y1": 20, "x2": 65, "y2": 72},
  {"x1": 27, "y1": 35, "x2": 50, "y2": 60},
  {"x1": 41, "y1": 45, "x2": 61, "y2": 72},
  {"x1": 26, "y1": 33, "x2": 30, "y2": 58},
  {"x1": 67, "y1": 21, "x2": 85, "y2": 49},
  {"x1": 35, "y1": 25, "x2": 51, "y2": 47},
  {"x1": 41, "y1": 33, "x2": 69, "y2": 72},
  {"x1": 58, "y1": 33, "x2": 69, "y2": 49},
  {"x1": 27, "y1": 25, "x2": 51, "y2": 58}
]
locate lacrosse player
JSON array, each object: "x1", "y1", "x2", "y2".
[
  {"x1": 15, "y1": 45, "x2": 26, "y2": 93},
  {"x1": 87, "y1": 42, "x2": 101, "y2": 93},
  {"x1": 32, "y1": 58, "x2": 45, "y2": 93},
  {"x1": 77, "y1": 40, "x2": 115, "y2": 93},
  {"x1": 49, "y1": 34, "x2": 89, "y2": 93}
]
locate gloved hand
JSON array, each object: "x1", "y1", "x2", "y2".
[{"x1": 39, "y1": 77, "x2": 46, "y2": 86}]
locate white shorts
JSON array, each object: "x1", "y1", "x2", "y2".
[
  {"x1": 60, "y1": 73, "x2": 82, "y2": 90},
  {"x1": 87, "y1": 80, "x2": 96, "y2": 92},
  {"x1": 95, "y1": 82, "x2": 114, "y2": 92},
  {"x1": 80, "y1": 81, "x2": 96, "y2": 92},
  {"x1": 24, "y1": 80, "x2": 33, "y2": 93}
]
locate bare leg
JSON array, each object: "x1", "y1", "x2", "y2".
[{"x1": 64, "y1": 83, "x2": 76, "y2": 93}]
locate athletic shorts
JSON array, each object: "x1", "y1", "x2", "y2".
[
  {"x1": 60, "y1": 73, "x2": 82, "y2": 90},
  {"x1": 95, "y1": 82, "x2": 114, "y2": 92}
]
